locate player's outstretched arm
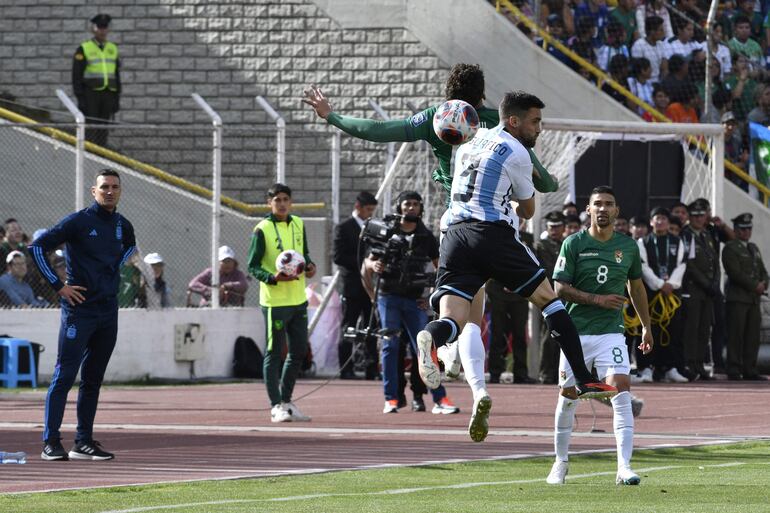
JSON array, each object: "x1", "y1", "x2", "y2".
[
  {"x1": 626, "y1": 278, "x2": 653, "y2": 354},
  {"x1": 303, "y1": 84, "x2": 415, "y2": 143},
  {"x1": 555, "y1": 280, "x2": 626, "y2": 310}
]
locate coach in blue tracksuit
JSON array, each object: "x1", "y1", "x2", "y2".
[{"x1": 30, "y1": 169, "x2": 135, "y2": 461}]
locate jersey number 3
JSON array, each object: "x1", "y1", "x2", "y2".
[{"x1": 452, "y1": 158, "x2": 479, "y2": 202}]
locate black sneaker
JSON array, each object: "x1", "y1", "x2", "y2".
[
  {"x1": 68, "y1": 440, "x2": 114, "y2": 461},
  {"x1": 41, "y1": 440, "x2": 69, "y2": 461},
  {"x1": 411, "y1": 398, "x2": 426, "y2": 412}
]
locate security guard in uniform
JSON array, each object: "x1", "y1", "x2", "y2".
[
  {"x1": 680, "y1": 199, "x2": 719, "y2": 380},
  {"x1": 722, "y1": 213, "x2": 768, "y2": 380},
  {"x1": 72, "y1": 14, "x2": 121, "y2": 146},
  {"x1": 535, "y1": 211, "x2": 565, "y2": 384}
]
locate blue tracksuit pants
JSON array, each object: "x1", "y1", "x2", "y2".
[{"x1": 43, "y1": 303, "x2": 118, "y2": 443}]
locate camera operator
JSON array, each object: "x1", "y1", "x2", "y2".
[{"x1": 362, "y1": 191, "x2": 459, "y2": 415}]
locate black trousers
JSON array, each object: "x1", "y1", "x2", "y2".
[
  {"x1": 538, "y1": 321, "x2": 560, "y2": 383},
  {"x1": 486, "y1": 282, "x2": 529, "y2": 379},
  {"x1": 651, "y1": 301, "x2": 685, "y2": 373},
  {"x1": 681, "y1": 293, "x2": 713, "y2": 370},
  {"x1": 78, "y1": 90, "x2": 118, "y2": 147},
  {"x1": 710, "y1": 291, "x2": 727, "y2": 368}
]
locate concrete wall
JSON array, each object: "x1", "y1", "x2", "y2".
[{"x1": 0, "y1": 308, "x2": 263, "y2": 382}]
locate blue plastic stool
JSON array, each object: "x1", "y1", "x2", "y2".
[{"x1": 0, "y1": 338, "x2": 37, "y2": 388}]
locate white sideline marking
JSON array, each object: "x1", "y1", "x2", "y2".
[
  {"x1": 0, "y1": 421, "x2": 760, "y2": 441},
  {"x1": 98, "y1": 461, "x2": 756, "y2": 513}
]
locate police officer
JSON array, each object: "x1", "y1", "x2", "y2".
[
  {"x1": 30, "y1": 169, "x2": 136, "y2": 461},
  {"x1": 536, "y1": 211, "x2": 565, "y2": 384},
  {"x1": 637, "y1": 207, "x2": 689, "y2": 382},
  {"x1": 72, "y1": 14, "x2": 121, "y2": 147},
  {"x1": 722, "y1": 213, "x2": 768, "y2": 380},
  {"x1": 680, "y1": 199, "x2": 719, "y2": 380}
]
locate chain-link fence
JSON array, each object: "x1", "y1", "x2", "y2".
[{"x1": 0, "y1": 120, "x2": 334, "y2": 310}]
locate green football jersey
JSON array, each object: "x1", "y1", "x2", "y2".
[
  {"x1": 325, "y1": 105, "x2": 557, "y2": 198},
  {"x1": 553, "y1": 230, "x2": 642, "y2": 335}
]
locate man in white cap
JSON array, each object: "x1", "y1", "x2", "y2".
[
  {"x1": 188, "y1": 245, "x2": 249, "y2": 307},
  {"x1": 142, "y1": 252, "x2": 171, "y2": 308},
  {"x1": 0, "y1": 250, "x2": 49, "y2": 307}
]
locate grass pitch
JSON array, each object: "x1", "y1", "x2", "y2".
[{"x1": 1, "y1": 442, "x2": 768, "y2": 513}]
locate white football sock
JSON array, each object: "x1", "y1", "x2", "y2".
[
  {"x1": 554, "y1": 394, "x2": 577, "y2": 462},
  {"x1": 611, "y1": 391, "x2": 634, "y2": 469},
  {"x1": 458, "y1": 323, "x2": 486, "y2": 398}
]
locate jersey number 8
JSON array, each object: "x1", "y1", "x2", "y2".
[{"x1": 596, "y1": 265, "x2": 609, "y2": 284}]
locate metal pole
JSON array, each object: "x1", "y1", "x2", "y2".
[
  {"x1": 369, "y1": 100, "x2": 395, "y2": 213},
  {"x1": 56, "y1": 89, "x2": 86, "y2": 210},
  {"x1": 192, "y1": 93, "x2": 223, "y2": 309},
  {"x1": 331, "y1": 132, "x2": 341, "y2": 225},
  {"x1": 704, "y1": 0, "x2": 719, "y2": 118},
  {"x1": 712, "y1": 131, "x2": 725, "y2": 217},
  {"x1": 255, "y1": 96, "x2": 286, "y2": 183}
]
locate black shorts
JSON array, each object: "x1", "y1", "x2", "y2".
[{"x1": 430, "y1": 221, "x2": 546, "y2": 311}]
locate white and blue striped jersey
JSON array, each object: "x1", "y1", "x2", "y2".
[{"x1": 445, "y1": 124, "x2": 535, "y2": 229}]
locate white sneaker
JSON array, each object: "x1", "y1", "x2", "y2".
[
  {"x1": 431, "y1": 397, "x2": 460, "y2": 414},
  {"x1": 631, "y1": 396, "x2": 644, "y2": 418},
  {"x1": 271, "y1": 404, "x2": 291, "y2": 423},
  {"x1": 616, "y1": 467, "x2": 641, "y2": 485},
  {"x1": 630, "y1": 372, "x2": 645, "y2": 385},
  {"x1": 546, "y1": 460, "x2": 569, "y2": 484},
  {"x1": 639, "y1": 367, "x2": 653, "y2": 383},
  {"x1": 437, "y1": 341, "x2": 461, "y2": 379},
  {"x1": 416, "y1": 330, "x2": 441, "y2": 389},
  {"x1": 283, "y1": 402, "x2": 311, "y2": 422},
  {"x1": 468, "y1": 391, "x2": 492, "y2": 442},
  {"x1": 383, "y1": 400, "x2": 399, "y2": 414},
  {"x1": 664, "y1": 367, "x2": 688, "y2": 383}
]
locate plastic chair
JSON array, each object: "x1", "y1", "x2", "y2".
[{"x1": 0, "y1": 338, "x2": 37, "y2": 388}]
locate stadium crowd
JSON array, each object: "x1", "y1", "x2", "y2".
[{"x1": 506, "y1": 0, "x2": 770, "y2": 184}]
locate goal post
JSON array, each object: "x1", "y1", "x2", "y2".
[{"x1": 534, "y1": 118, "x2": 725, "y2": 230}]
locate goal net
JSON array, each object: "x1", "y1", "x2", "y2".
[{"x1": 533, "y1": 119, "x2": 725, "y2": 231}]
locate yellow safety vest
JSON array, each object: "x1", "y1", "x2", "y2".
[
  {"x1": 256, "y1": 216, "x2": 307, "y2": 307},
  {"x1": 81, "y1": 40, "x2": 119, "y2": 91}
]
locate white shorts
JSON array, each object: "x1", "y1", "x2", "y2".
[{"x1": 558, "y1": 333, "x2": 630, "y2": 387}]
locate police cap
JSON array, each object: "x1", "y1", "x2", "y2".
[
  {"x1": 649, "y1": 206, "x2": 670, "y2": 219},
  {"x1": 90, "y1": 14, "x2": 112, "y2": 27},
  {"x1": 687, "y1": 199, "x2": 708, "y2": 216},
  {"x1": 544, "y1": 211, "x2": 565, "y2": 226},
  {"x1": 732, "y1": 212, "x2": 753, "y2": 229}
]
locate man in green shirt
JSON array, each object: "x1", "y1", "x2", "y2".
[
  {"x1": 728, "y1": 16, "x2": 763, "y2": 71},
  {"x1": 302, "y1": 64, "x2": 559, "y2": 383},
  {"x1": 610, "y1": 0, "x2": 639, "y2": 46},
  {"x1": 247, "y1": 183, "x2": 317, "y2": 423},
  {"x1": 546, "y1": 186, "x2": 653, "y2": 486}
]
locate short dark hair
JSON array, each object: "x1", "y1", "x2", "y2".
[
  {"x1": 631, "y1": 57, "x2": 651, "y2": 77},
  {"x1": 609, "y1": 54, "x2": 629, "y2": 76},
  {"x1": 589, "y1": 185, "x2": 616, "y2": 199},
  {"x1": 96, "y1": 168, "x2": 120, "y2": 182},
  {"x1": 4, "y1": 218, "x2": 18, "y2": 227},
  {"x1": 355, "y1": 191, "x2": 377, "y2": 206},
  {"x1": 668, "y1": 54, "x2": 687, "y2": 74},
  {"x1": 669, "y1": 216, "x2": 683, "y2": 227},
  {"x1": 606, "y1": 21, "x2": 625, "y2": 39},
  {"x1": 564, "y1": 214, "x2": 581, "y2": 225},
  {"x1": 651, "y1": 83, "x2": 668, "y2": 98},
  {"x1": 733, "y1": 14, "x2": 751, "y2": 28},
  {"x1": 645, "y1": 15, "x2": 664, "y2": 34},
  {"x1": 499, "y1": 91, "x2": 545, "y2": 120},
  {"x1": 444, "y1": 63, "x2": 485, "y2": 107},
  {"x1": 267, "y1": 183, "x2": 292, "y2": 199}
]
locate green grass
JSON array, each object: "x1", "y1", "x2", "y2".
[{"x1": 2, "y1": 442, "x2": 769, "y2": 513}]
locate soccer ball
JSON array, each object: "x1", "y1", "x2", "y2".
[
  {"x1": 432, "y1": 99, "x2": 480, "y2": 145},
  {"x1": 276, "y1": 250, "x2": 305, "y2": 277}
]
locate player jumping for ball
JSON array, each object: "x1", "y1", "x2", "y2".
[
  {"x1": 416, "y1": 92, "x2": 618, "y2": 443},
  {"x1": 303, "y1": 65, "x2": 587, "y2": 393},
  {"x1": 545, "y1": 185, "x2": 653, "y2": 486}
]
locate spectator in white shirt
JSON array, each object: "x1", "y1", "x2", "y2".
[
  {"x1": 631, "y1": 15, "x2": 669, "y2": 82},
  {"x1": 597, "y1": 21, "x2": 630, "y2": 71},
  {"x1": 665, "y1": 20, "x2": 705, "y2": 60},
  {"x1": 628, "y1": 57, "x2": 655, "y2": 112}
]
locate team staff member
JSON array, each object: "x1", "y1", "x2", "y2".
[
  {"x1": 722, "y1": 213, "x2": 768, "y2": 380},
  {"x1": 31, "y1": 169, "x2": 136, "y2": 461},
  {"x1": 248, "y1": 183, "x2": 316, "y2": 423},
  {"x1": 72, "y1": 14, "x2": 121, "y2": 146},
  {"x1": 333, "y1": 191, "x2": 378, "y2": 379}
]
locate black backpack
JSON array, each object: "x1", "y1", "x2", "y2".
[{"x1": 233, "y1": 336, "x2": 263, "y2": 379}]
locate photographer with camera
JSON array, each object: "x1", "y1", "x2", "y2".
[{"x1": 361, "y1": 191, "x2": 459, "y2": 415}]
